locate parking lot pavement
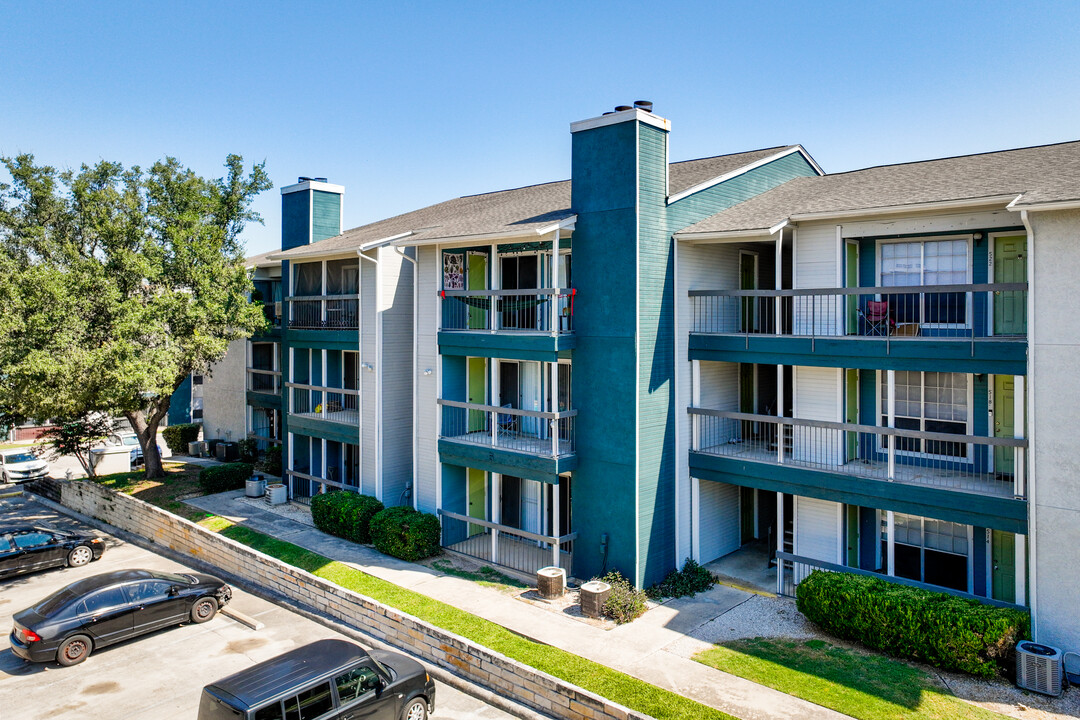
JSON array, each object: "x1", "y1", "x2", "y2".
[{"x1": 0, "y1": 496, "x2": 528, "y2": 720}]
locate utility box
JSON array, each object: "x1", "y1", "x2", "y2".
[
  {"x1": 89, "y1": 446, "x2": 131, "y2": 476},
  {"x1": 537, "y1": 567, "x2": 566, "y2": 599},
  {"x1": 216, "y1": 442, "x2": 239, "y2": 462},
  {"x1": 580, "y1": 580, "x2": 611, "y2": 619}
]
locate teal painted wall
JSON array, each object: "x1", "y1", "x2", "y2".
[
  {"x1": 168, "y1": 374, "x2": 192, "y2": 425},
  {"x1": 282, "y1": 192, "x2": 310, "y2": 251},
  {"x1": 312, "y1": 190, "x2": 341, "y2": 243}
]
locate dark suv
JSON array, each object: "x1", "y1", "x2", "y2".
[{"x1": 198, "y1": 638, "x2": 436, "y2": 720}]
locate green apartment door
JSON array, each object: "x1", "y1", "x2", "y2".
[
  {"x1": 740, "y1": 487, "x2": 755, "y2": 544},
  {"x1": 994, "y1": 235, "x2": 1027, "y2": 335},
  {"x1": 845, "y1": 369, "x2": 859, "y2": 460},
  {"x1": 467, "y1": 357, "x2": 487, "y2": 433},
  {"x1": 991, "y1": 530, "x2": 1016, "y2": 603},
  {"x1": 845, "y1": 242, "x2": 859, "y2": 335},
  {"x1": 994, "y1": 375, "x2": 1015, "y2": 475},
  {"x1": 467, "y1": 468, "x2": 486, "y2": 537},
  {"x1": 467, "y1": 252, "x2": 488, "y2": 330}
]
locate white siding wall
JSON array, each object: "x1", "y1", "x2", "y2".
[
  {"x1": 793, "y1": 222, "x2": 840, "y2": 336},
  {"x1": 698, "y1": 481, "x2": 740, "y2": 563},
  {"x1": 793, "y1": 366, "x2": 842, "y2": 466},
  {"x1": 415, "y1": 245, "x2": 441, "y2": 514},
  {"x1": 378, "y1": 246, "x2": 414, "y2": 506},
  {"x1": 200, "y1": 338, "x2": 248, "y2": 441},
  {"x1": 675, "y1": 241, "x2": 742, "y2": 561},
  {"x1": 360, "y1": 257, "x2": 378, "y2": 496},
  {"x1": 795, "y1": 496, "x2": 840, "y2": 581}
]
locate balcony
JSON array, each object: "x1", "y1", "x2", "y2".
[
  {"x1": 438, "y1": 509, "x2": 576, "y2": 577},
  {"x1": 689, "y1": 408, "x2": 1026, "y2": 499},
  {"x1": 438, "y1": 399, "x2": 575, "y2": 458},
  {"x1": 247, "y1": 368, "x2": 281, "y2": 395},
  {"x1": 437, "y1": 289, "x2": 577, "y2": 360},
  {"x1": 287, "y1": 295, "x2": 360, "y2": 330},
  {"x1": 688, "y1": 283, "x2": 1027, "y2": 374},
  {"x1": 288, "y1": 383, "x2": 359, "y2": 426}
]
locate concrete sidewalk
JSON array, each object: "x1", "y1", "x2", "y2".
[{"x1": 187, "y1": 491, "x2": 849, "y2": 720}]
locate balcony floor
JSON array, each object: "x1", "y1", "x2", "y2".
[
  {"x1": 698, "y1": 439, "x2": 1016, "y2": 498},
  {"x1": 442, "y1": 430, "x2": 573, "y2": 458},
  {"x1": 290, "y1": 409, "x2": 359, "y2": 425}
]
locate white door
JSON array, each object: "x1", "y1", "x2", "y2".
[
  {"x1": 521, "y1": 362, "x2": 542, "y2": 437},
  {"x1": 698, "y1": 481, "x2": 740, "y2": 563},
  {"x1": 521, "y1": 479, "x2": 541, "y2": 534}
]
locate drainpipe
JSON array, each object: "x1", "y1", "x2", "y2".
[
  {"x1": 395, "y1": 246, "x2": 420, "y2": 511},
  {"x1": 358, "y1": 249, "x2": 382, "y2": 502},
  {"x1": 1019, "y1": 208, "x2": 1037, "y2": 629}
]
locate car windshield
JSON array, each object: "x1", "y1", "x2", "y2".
[
  {"x1": 153, "y1": 571, "x2": 195, "y2": 584},
  {"x1": 4, "y1": 453, "x2": 36, "y2": 463},
  {"x1": 122, "y1": 437, "x2": 139, "y2": 446},
  {"x1": 33, "y1": 587, "x2": 80, "y2": 616}
]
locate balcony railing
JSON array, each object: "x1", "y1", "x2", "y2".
[
  {"x1": 286, "y1": 469, "x2": 359, "y2": 504},
  {"x1": 438, "y1": 399, "x2": 575, "y2": 458},
  {"x1": 439, "y1": 509, "x2": 576, "y2": 576},
  {"x1": 689, "y1": 283, "x2": 1027, "y2": 342},
  {"x1": 288, "y1": 383, "x2": 360, "y2": 425},
  {"x1": 440, "y1": 288, "x2": 576, "y2": 334},
  {"x1": 689, "y1": 408, "x2": 1026, "y2": 499},
  {"x1": 775, "y1": 552, "x2": 1025, "y2": 609},
  {"x1": 287, "y1": 295, "x2": 360, "y2": 330},
  {"x1": 247, "y1": 368, "x2": 281, "y2": 394}
]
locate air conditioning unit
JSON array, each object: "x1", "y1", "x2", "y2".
[
  {"x1": 1016, "y1": 641, "x2": 1063, "y2": 697},
  {"x1": 274, "y1": 301, "x2": 282, "y2": 317}
]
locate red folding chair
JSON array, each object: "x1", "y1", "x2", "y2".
[{"x1": 859, "y1": 300, "x2": 894, "y2": 336}]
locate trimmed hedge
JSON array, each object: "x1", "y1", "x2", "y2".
[
  {"x1": 370, "y1": 506, "x2": 441, "y2": 561},
  {"x1": 162, "y1": 423, "x2": 201, "y2": 454},
  {"x1": 198, "y1": 462, "x2": 254, "y2": 495},
  {"x1": 310, "y1": 491, "x2": 384, "y2": 544},
  {"x1": 796, "y1": 569, "x2": 1030, "y2": 677}
]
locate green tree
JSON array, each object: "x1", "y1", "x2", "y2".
[
  {"x1": 0, "y1": 153, "x2": 272, "y2": 477},
  {"x1": 38, "y1": 414, "x2": 117, "y2": 479}
]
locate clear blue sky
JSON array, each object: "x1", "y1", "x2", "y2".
[{"x1": 3, "y1": 1, "x2": 1078, "y2": 255}]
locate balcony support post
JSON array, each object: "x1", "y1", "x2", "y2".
[
  {"x1": 777, "y1": 365, "x2": 785, "y2": 464},
  {"x1": 1014, "y1": 375, "x2": 1025, "y2": 498},
  {"x1": 691, "y1": 360, "x2": 701, "y2": 450},
  {"x1": 887, "y1": 369, "x2": 896, "y2": 480},
  {"x1": 886, "y1": 510, "x2": 895, "y2": 576},
  {"x1": 774, "y1": 229, "x2": 783, "y2": 336},
  {"x1": 551, "y1": 479, "x2": 561, "y2": 568},
  {"x1": 490, "y1": 243, "x2": 498, "y2": 332},
  {"x1": 321, "y1": 260, "x2": 328, "y2": 324},
  {"x1": 550, "y1": 231, "x2": 559, "y2": 336},
  {"x1": 776, "y1": 491, "x2": 784, "y2": 595},
  {"x1": 491, "y1": 473, "x2": 501, "y2": 562},
  {"x1": 551, "y1": 361, "x2": 559, "y2": 456}
]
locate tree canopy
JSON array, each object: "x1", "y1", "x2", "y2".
[{"x1": 0, "y1": 153, "x2": 272, "y2": 476}]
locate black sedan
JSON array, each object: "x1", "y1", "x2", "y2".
[
  {"x1": 10, "y1": 568, "x2": 232, "y2": 666},
  {"x1": 0, "y1": 525, "x2": 105, "y2": 578}
]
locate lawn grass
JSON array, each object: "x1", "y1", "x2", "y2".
[
  {"x1": 217, "y1": 524, "x2": 735, "y2": 720},
  {"x1": 92, "y1": 462, "x2": 213, "y2": 523},
  {"x1": 695, "y1": 638, "x2": 1010, "y2": 720},
  {"x1": 427, "y1": 558, "x2": 528, "y2": 591}
]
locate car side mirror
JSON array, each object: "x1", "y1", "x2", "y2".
[
  {"x1": 359, "y1": 668, "x2": 381, "y2": 692},
  {"x1": 168, "y1": 586, "x2": 180, "y2": 597}
]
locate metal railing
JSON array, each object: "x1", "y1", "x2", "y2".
[
  {"x1": 288, "y1": 383, "x2": 360, "y2": 425},
  {"x1": 287, "y1": 294, "x2": 360, "y2": 330},
  {"x1": 689, "y1": 408, "x2": 1026, "y2": 499},
  {"x1": 689, "y1": 283, "x2": 1027, "y2": 343},
  {"x1": 285, "y1": 469, "x2": 357, "y2": 505},
  {"x1": 775, "y1": 552, "x2": 1026, "y2": 609},
  {"x1": 438, "y1": 509, "x2": 576, "y2": 576},
  {"x1": 440, "y1": 288, "x2": 576, "y2": 334},
  {"x1": 247, "y1": 368, "x2": 281, "y2": 394},
  {"x1": 437, "y1": 399, "x2": 576, "y2": 457}
]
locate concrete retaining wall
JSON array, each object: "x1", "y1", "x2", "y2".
[{"x1": 58, "y1": 480, "x2": 649, "y2": 720}]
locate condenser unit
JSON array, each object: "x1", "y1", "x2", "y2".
[{"x1": 1016, "y1": 641, "x2": 1063, "y2": 697}]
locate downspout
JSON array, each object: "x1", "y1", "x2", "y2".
[
  {"x1": 1019, "y1": 208, "x2": 1038, "y2": 634},
  {"x1": 358, "y1": 249, "x2": 382, "y2": 501},
  {"x1": 395, "y1": 246, "x2": 419, "y2": 510}
]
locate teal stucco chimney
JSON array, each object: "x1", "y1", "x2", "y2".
[
  {"x1": 280, "y1": 177, "x2": 345, "y2": 251},
  {"x1": 569, "y1": 106, "x2": 674, "y2": 587}
]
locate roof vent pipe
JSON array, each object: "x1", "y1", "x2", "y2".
[
  {"x1": 298, "y1": 176, "x2": 313, "y2": 182},
  {"x1": 633, "y1": 100, "x2": 653, "y2": 113},
  {"x1": 297, "y1": 176, "x2": 329, "y2": 183},
  {"x1": 614, "y1": 105, "x2": 633, "y2": 112}
]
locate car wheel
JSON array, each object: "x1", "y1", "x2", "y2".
[
  {"x1": 190, "y1": 596, "x2": 218, "y2": 624},
  {"x1": 67, "y1": 546, "x2": 94, "y2": 567},
  {"x1": 57, "y1": 635, "x2": 93, "y2": 666},
  {"x1": 401, "y1": 698, "x2": 427, "y2": 720}
]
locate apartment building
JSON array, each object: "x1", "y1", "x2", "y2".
[{"x1": 255, "y1": 106, "x2": 1080, "y2": 653}]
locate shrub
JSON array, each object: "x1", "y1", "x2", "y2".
[
  {"x1": 237, "y1": 438, "x2": 259, "y2": 464},
  {"x1": 162, "y1": 423, "x2": 201, "y2": 454},
  {"x1": 647, "y1": 558, "x2": 717, "y2": 600},
  {"x1": 310, "y1": 491, "x2": 385, "y2": 544},
  {"x1": 261, "y1": 444, "x2": 283, "y2": 477},
  {"x1": 796, "y1": 569, "x2": 1030, "y2": 678},
  {"x1": 369, "y1": 506, "x2": 441, "y2": 561},
  {"x1": 198, "y1": 462, "x2": 254, "y2": 495},
  {"x1": 599, "y1": 569, "x2": 649, "y2": 624}
]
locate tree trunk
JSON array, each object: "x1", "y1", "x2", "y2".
[{"x1": 126, "y1": 406, "x2": 167, "y2": 479}]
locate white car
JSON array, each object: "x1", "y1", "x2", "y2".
[
  {"x1": 0, "y1": 450, "x2": 50, "y2": 483},
  {"x1": 107, "y1": 432, "x2": 160, "y2": 466}
]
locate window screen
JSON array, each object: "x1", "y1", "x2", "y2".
[{"x1": 294, "y1": 262, "x2": 322, "y2": 296}]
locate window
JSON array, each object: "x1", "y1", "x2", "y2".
[
  {"x1": 334, "y1": 665, "x2": 380, "y2": 705},
  {"x1": 885, "y1": 514, "x2": 970, "y2": 592},
  {"x1": 0, "y1": 535, "x2": 12, "y2": 552},
  {"x1": 13, "y1": 532, "x2": 52, "y2": 549},
  {"x1": 253, "y1": 702, "x2": 284, "y2": 720},
  {"x1": 880, "y1": 238, "x2": 969, "y2": 326},
  {"x1": 79, "y1": 587, "x2": 129, "y2": 615},
  {"x1": 881, "y1": 371, "x2": 969, "y2": 458},
  {"x1": 125, "y1": 580, "x2": 171, "y2": 604},
  {"x1": 283, "y1": 682, "x2": 334, "y2": 720}
]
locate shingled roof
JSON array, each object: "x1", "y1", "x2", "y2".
[
  {"x1": 272, "y1": 146, "x2": 798, "y2": 259},
  {"x1": 677, "y1": 140, "x2": 1080, "y2": 237}
]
